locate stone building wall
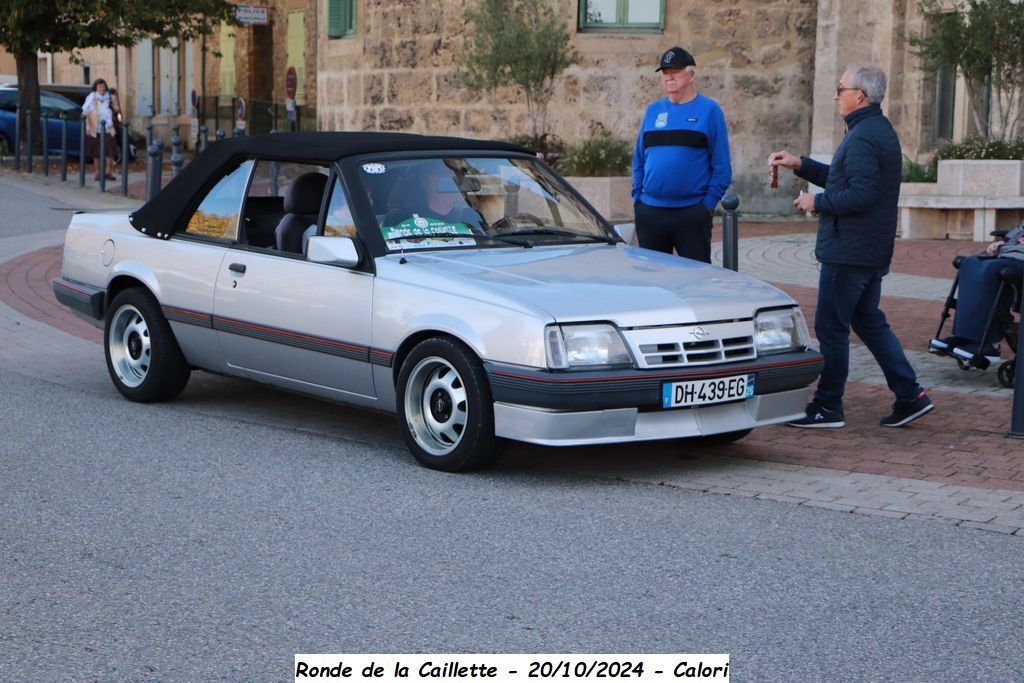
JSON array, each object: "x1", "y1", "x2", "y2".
[{"x1": 317, "y1": 0, "x2": 820, "y2": 212}]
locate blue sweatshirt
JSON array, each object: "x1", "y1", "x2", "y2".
[{"x1": 632, "y1": 94, "x2": 732, "y2": 211}]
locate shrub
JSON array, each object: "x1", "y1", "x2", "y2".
[
  {"x1": 559, "y1": 135, "x2": 632, "y2": 177},
  {"x1": 902, "y1": 156, "x2": 937, "y2": 182},
  {"x1": 933, "y1": 135, "x2": 1024, "y2": 162},
  {"x1": 508, "y1": 132, "x2": 566, "y2": 165}
]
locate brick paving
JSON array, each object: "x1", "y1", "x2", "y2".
[{"x1": 2, "y1": 176, "x2": 1022, "y2": 536}]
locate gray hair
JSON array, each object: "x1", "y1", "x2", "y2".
[{"x1": 846, "y1": 63, "x2": 887, "y2": 104}]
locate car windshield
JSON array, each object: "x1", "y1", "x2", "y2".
[{"x1": 358, "y1": 156, "x2": 613, "y2": 251}]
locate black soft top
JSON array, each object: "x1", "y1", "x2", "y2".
[{"x1": 129, "y1": 131, "x2": 530, "y2": 238}]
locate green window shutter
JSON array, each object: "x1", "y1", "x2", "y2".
[{"x1": 328, "y1": 0, "x2": 343, "y2": 38}]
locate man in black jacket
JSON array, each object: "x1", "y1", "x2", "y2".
[{"x1": 769, "y1": 63, "x2": 934, "y2": 429}]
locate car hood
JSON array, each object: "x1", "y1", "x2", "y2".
[{"x1": 388, "y1": 244, "x2": 796, "y2": 326}]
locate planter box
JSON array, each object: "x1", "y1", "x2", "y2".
[
  {"x1": 898, "y1": 159, "x2": 1024, "y2": 241},
  {"x1": 564, "y1": 176, "x2": 633, "y2": 224},
  {"x1": 937, "y1": 159, "x2": 1024, "y2": 196},
  {"x1": 900, "y1": 181, "x2": 937, "y2": 196}
]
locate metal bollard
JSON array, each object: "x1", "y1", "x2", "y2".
[
  {"x1": 216, "y1": 129, "x2": 225, "y2": 141},
  {"x1": 1009, "y1": 272, "x2": 1024, "y2": 438},
  {"x1": 41, "y1": 116, "x2": 49, "y2": 176},
  {"x1": 98, "y1": 121, "x2": 107, "y2": 193},
  {"x1": 26, "y1": 109, "x2": 33, "y2": 173},
  {"x1": 78, "y1": 114, "x2": 87, "y2": 187},
  {"x1": 60, "y1": 118, "x2": 68, "y2": 181},
  {"x1": 721, "y1": 193, "x2": 740, "y2": 271},
  {"x1": 13, "y1": 111, "x2": 20, "y2": 171},
  {"x1": 199, "y1": 125, "x2": 208, "y2": 153},
  {"x1": 171, "y1": 124, "x2": 183, "y2": 178},
  {"x1": 146, "y1": 143, "x2": 163, "y2": 201},
  {"x1": 121, "y1": 121, "x2": 130, "y2": 197}
]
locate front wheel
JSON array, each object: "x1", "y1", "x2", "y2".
[
  {"x1": 396, "y1": 337, "x2": 505, "y2": 471},
  {"x1": 104, "y1": 288, "x2": 191, "y2": 402}
]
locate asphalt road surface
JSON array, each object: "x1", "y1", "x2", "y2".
[{"x1": 1, "y1": 178, "x2": 1022, "y2": 681}]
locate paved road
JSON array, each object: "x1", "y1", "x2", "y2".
[
  {"x1": 3, "y1": 367, "x2": 1023, "y2": 682},
  {"x1": 2, "y1": 176, "x2": 1023, "y2": 681}
]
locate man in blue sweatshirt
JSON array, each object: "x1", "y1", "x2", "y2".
[{"x1": 632, "y1": 47, "x2": 732, "y2": 263}]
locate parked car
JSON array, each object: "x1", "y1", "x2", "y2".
[
  {"x1": 0, "y1": 87, "x2": 83, "y2": 157},
  {"x1": 52, "y1": 132, "x2": 822, "y2": 471}
]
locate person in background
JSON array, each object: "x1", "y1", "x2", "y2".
[
  {"x1": 632, "y1": 46, "x2": 732, "y2": 263},
  {"x1": 931, "y1": 223, "x2": 1024, "y2": 363},
  {"x1": 82, "y1": 78, "x2": 119, "y2": 181}
]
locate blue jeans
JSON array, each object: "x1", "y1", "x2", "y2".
[{"x1": 813, "y1": 263, "x2": 922, "y2": 413}]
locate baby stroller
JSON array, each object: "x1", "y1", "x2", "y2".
[{"x1": 928, "y1": 240, "x2": 1021, "y2": 388}]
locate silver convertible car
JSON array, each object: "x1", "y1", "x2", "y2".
[{"x1": 53, "y1": 132, "x2": 822, "y2": 471}]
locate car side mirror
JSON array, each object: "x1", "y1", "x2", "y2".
[
  {"x1": 613, "y1": 223, "x2": 636, "y2": 245},
  {"x1": 307, "y1": 235, "x2": 360, "y2": 267}
]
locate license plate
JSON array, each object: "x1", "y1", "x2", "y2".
[{"x1": 662, "y1": 374, "x2": 755, "y2": 409}]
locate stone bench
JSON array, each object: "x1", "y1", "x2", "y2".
[
  {"x1": 899, "y1": 194, "x2": 1024, "y2": 241},
  {"x1": 898, "y1": 160, "x2": 1024, "y2": 241}
]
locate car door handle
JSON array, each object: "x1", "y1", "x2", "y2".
[{"x1": 228, "y1": 263, "x2": 247, "y2": 274}]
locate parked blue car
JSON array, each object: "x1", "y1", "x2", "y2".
[{"x1": 0, "y1": 87, "x2": 84, "y2": 158}]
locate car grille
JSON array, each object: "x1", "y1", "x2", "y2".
[{"x1": 623, "y1": 321, "x2": 756, "y2": 368}]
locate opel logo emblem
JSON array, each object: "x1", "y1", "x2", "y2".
[{"x1": 690, "y1": 326, "x2": 709, "y2": 340}]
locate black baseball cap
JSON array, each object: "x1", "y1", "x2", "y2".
[{"x1": 656, "y1": 47, "x2": 696, "y2": 72}]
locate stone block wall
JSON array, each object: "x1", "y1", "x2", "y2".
[{"x1": 318, "y1": 0, "x2": 819, "y2": 212}]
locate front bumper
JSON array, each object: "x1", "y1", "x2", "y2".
[
  {"x1": 487, "y1": 349, "x2": 822, "y2": 446},
  {"x1": 494, "y1": 387, "x2": 810, "y2": 446},
  {"x1": 485, "y1": 349, "x2": 822, "y2": 410}
]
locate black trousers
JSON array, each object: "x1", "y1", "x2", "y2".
[{"x1": 635, "y1": 200, "x2": 713, "y2": 263}]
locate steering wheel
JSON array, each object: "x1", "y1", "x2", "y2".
[{"x1": 489, "y1": 212, "x2": 547, "y2": 233}]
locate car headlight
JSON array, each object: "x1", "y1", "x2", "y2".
[
  {"x1": 754, "y1": 308, "x2": 809, "y2": 355},
  {"x1": 545, "y1": 324, "x2": 632, "y2": 369}
]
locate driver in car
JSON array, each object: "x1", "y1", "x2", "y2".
[{"x1": 383, "y1": 164, "x2": 483, "y2": 231}]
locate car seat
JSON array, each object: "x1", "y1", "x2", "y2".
[{"x1": 275, "y1": 172, "x2": 328, "y2": 254}]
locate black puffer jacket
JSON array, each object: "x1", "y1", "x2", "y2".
[{"x1": 795, "y1": 103, "x2": 902, "y2": 270}]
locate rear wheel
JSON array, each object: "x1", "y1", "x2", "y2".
[
  {"x1": 396, "y1": 337, "x2": 505, "y2": 471},
  {"x1": 104, "y1": 288, "x2": 190, "y2": 402},
  {"x1": 998, "y1": 360, "x2": 1015, "y2": 389}
]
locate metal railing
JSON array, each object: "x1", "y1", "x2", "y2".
[{"x1": 198, "y1": 95, "x2": 317, "y2": 136}]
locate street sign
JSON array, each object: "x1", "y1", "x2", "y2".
[
  {"x1": 235, "y1": 5, "x2": 270, "y2": 25},
  {"x1": 236, "y1": 97, "x2": 246, "y2": 121},
  {"x1": 286, "y1": 67, "x2": 297, "y2": 100}
]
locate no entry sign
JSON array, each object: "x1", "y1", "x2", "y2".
[{"x1": 286, "y1": 66, "x2": 297, "y2": 100}]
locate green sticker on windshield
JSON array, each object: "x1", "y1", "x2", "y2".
[{"x1": 381, "y1": 215, "x2": 475, "y2": 243}]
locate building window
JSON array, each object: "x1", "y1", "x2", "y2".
[
  {"x1": 220, "y1": 22, "x2": 236, "y2": 97},
  {"x1": 287, "y1": 10, "x2": 307, "y2": 102},
  {"x1": 931, "y1": 65, "x2": 955, "y2": 142},
  {"x1": 327, "y1": 0, "x2": 356, "y2": 38},
  {"x1": 579, "y1": 0, "x2": 663, "y2": 30}
]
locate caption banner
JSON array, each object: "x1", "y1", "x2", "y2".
[{"x1": 295, "y1": 654, "x2": 729, "y2": 682}]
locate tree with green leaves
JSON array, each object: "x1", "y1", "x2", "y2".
[
  {"x1": 458, "y1": 0, "x2": 579, "y2": 148},
  {"x1": 910, "y1": 0, "x2": 1024, "y2": 141},
  {"x1": 0, "y1": 0, "x2": 234, "y2": 156}
]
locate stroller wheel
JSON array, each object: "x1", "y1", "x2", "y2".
[
  {"x1": 956, "y1": 357, "x2": 974, "y2": 371},
  {"x1": 997, "y1": 360, "x2": 1015, "y2": 388}
]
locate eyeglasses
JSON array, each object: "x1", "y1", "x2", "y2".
[{"x1": 836, "y1": 85, "x2": 862, "y2": 96}]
